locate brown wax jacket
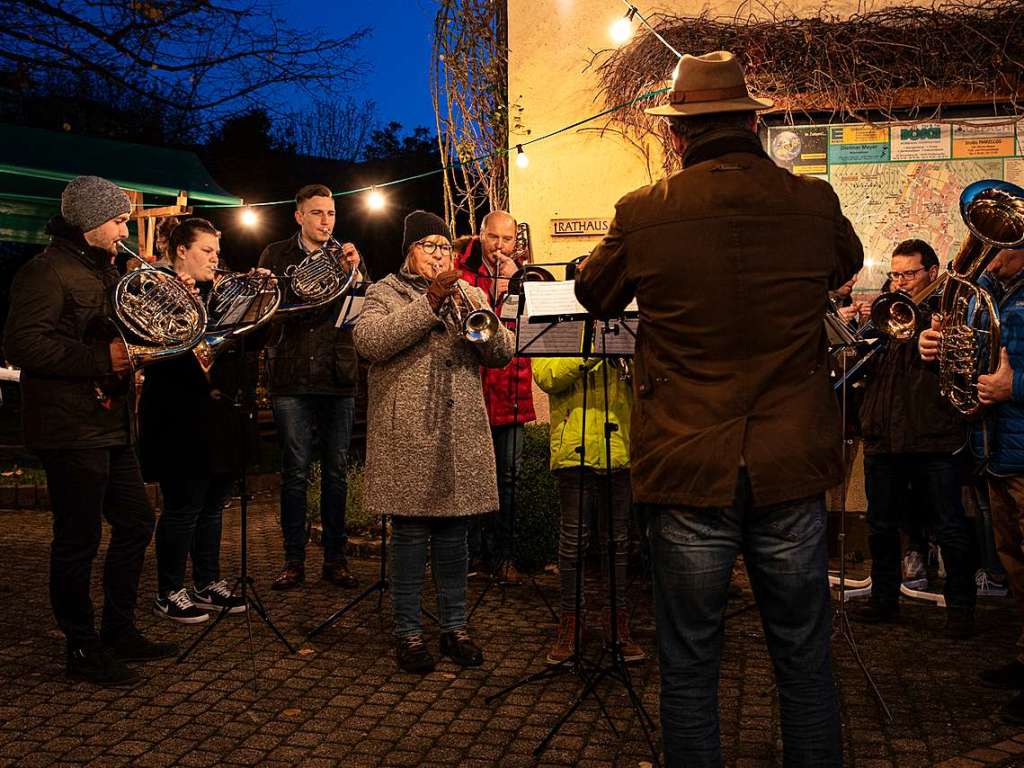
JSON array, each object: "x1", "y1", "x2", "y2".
[{"x1": 575, "y1": 129, "x2": 864, "y2": 507}]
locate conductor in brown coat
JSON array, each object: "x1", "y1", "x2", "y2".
[
  {"x1": 576, "y1": 52, "x2": 863, "y2": 767},
  {"x1": 354, "y1": 211, "x2": 514, "y2": 675}
]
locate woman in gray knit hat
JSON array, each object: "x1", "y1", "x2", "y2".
[{"x1": 354, "y1": 210, "x2": 514, "y2": 673}]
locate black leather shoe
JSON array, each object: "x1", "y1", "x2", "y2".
[
  {"x1": 102, "y1": 630, "x2": 178, "y2": 662},
  {"x1": 439, "y1": 628, "x2": 484, "y2": 667},
  {"x1": 980, "y1": 660, "x2": 1024, "y2": 690},
  {"x1": 271, "y1": 561, "x2": 305, "y2": 591},
  {"x1": 66, "y1": 645, "x2": 140, "y2": 688},
  {"x1": 396, "y1": 634, "x2": 435, "y2": 674},
  {"x1": 848, "y1": 601, "x2": 900, "y2": 624},
  {"x1": 322, "y1": 559, "x2": 358, "y2": 588}
]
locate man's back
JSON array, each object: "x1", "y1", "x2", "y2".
[{"x1": 577, "y1": 137, "x2": 863, "y2": 507}]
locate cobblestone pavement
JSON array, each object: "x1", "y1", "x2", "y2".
[{"x1": 2, "y1": 500, "x2": 1024, "y2": 767}]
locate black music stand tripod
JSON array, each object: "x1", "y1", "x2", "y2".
[{"x1": 177, "y1": 273, "x2": 295, "y2": 685}]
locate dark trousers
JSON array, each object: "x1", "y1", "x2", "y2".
[
  {"x1": 470, "y1": 424, "x2": 523, "y2": 567},
  {"x1": 37, "y1": 446, "x2": 155, "y2": 648},
  {"x1": 646, "y1": 470, "x2": 841, "y2": 768},
  {"x1": 390, "y1": 516, "x2": 470, "y2": 636},
  {"x1": 155, "y1": 472, "x2": 235, "y2": 594},
  {"x1": 271, "y1": 394, "x2": 354, "y2": 563},
  {"x1": 864, "y1": 452, "x2": 976, "y2": 609}
]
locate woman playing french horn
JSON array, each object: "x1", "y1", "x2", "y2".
[{"x1": 354, "y1": 210, "x2": 514, "y2": 674}]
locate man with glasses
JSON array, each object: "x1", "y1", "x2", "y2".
[
  {"x1": 455, "y1": 210, "x2": 536, "y2": 583},
  {"x1": 259, "y1": 184, "x2": 363, "y2": 592},
  {"x1": 852, "y1": 238, "x2": 975, "y2": 636}
]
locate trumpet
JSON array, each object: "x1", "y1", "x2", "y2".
[
  {"x1": 867, "y1": 273, "x2": 948, "y2": 342},
  {"x1": 435, "y1": 265, "x2": 501, "y2": 344}
]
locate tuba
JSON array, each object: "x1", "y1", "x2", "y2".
[
  {"x1": 275, "y1": 236, "x2": 356, "y2": 315},
  {"x1": 193, "y1": 270, "x2": 282, "y2": 375},
  {"x1": 97, "y1": 243, "x2": 208, "y2": 399},
  {"x1": 937, "y1": 180, "x2": 1024, "y2": 415}
]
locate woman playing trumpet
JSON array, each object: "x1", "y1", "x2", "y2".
[{"x1": 354, "y1": 211, "x2": 514, "y2": 673}]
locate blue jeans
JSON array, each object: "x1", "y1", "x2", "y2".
[
  {"x1": 470, "y1": 424, "x2": 523, "y2": 567},
  {"x1": 646, "y1": 470, "x2": 841, "y2": 768},
  {"x1": 155, "y1": 472, "x2": 235, "y2": 594},
  {"x1": 272, "y1": 395, "x2": 354, "y2": 564},
  {"x1": 390, "y1": 516, "x2": 470, "y2": 637},
  {"x1": 864, "y1": 453, "x2": 976, "y2": 609}
]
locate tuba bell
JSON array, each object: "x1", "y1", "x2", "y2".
[{"x1": 937, "y1": 179, "x2": 1024, "y2": 415}]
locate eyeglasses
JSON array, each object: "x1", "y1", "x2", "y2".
[
  {"x1": 416, "y1": 240, "x2": 453, "y2": 256},
  {"x1": 887, "y1": 267, "x2": 926, "y2": 282}
]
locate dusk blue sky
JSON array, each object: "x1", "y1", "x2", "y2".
[{"x1": 284, "y1": 0, "x2": 440, "y2": 132}]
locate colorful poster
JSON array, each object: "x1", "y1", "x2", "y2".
[
  {"x1": 951, "y1": 119, "x2": 1015, "y2": 159},
  {"x1": 890, "y1": 123, "x2": 951, "y2": 161},
  {"x1": 767, "y1": 126, "x2": 828, "y2": 175},
  {"x1": 828, "y1": 125, "x2": 890, "y2": 164}
]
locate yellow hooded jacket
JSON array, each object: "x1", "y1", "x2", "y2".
[{"x1": 532, "y1": 357, "x2": 632, "y2": 472}]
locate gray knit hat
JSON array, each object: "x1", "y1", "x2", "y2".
[
  {"x1": 402, "y1": 210, "x2": 451, "y2": 255},
  {"x1": 61, "y1": 176, "x2": 132, "y2": 232}
]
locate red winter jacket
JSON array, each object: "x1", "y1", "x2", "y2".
[{"x1": 456, "y1": 237, "x2": 536, "y2": 427}]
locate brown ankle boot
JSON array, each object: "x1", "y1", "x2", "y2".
[
  {"x1": 546, "y1": 613, "x2": 583, "y2": 665},
  {"x1": 604, "y1": 609, "x2": 646, "y2": 663}
]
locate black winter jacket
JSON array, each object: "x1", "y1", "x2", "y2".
[
  {"x1": 858, "y1": 298, "x2": 965, "y2": 455},
  {"x1": 3, "y1": 217, "x2": 130, "y2": 450},
  {"x1": 258, "y1": 235, "x2": 358, "y2": 396}
]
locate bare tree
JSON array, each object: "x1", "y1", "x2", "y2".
[
  {"x1": 2, "y1": 0, "x2": 369, "y2": 126},
  {"x1": 277, "y1": 97, "x2": 378, "y2": 161}
]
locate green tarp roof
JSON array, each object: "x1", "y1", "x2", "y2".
[{"x1": 0, "y1": 124, "x2": 242, "y2": 245}]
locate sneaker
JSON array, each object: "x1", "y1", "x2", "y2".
[
  {"x1": 102, "y1": 629, "x2": 178, "y2": 663},
  {"x1": 976, "y1": 570, "x2": 1009, "y2": 598},
  {"x1": 439, "y1": 627, "x2": 484, "y2": 667},
  {"x1": 849, "y1": 601, "x2": 900, "y2": 624},
  {"x1": 604, "y1": 609, "x2": 646, "y2": 664},
  {"x1": 547, "y1": 613, "x2": 582, "y2": 666},
  {"x1": 396, "y1": 634, "x2": 435, "y2": 674},
  {"x1": 322, "y1": 560, "x2": 358, "y2": 588},
  {"x1": 153, "y1": 588, "x2": 210, "y2": 624},
  {"x1": 979, "y1": 660, "x2": 1024, "y2": 690},
  {"x1": 271, "y1": 561, "x2": 305, "y2": 591},
  {"x1": 191, "y1": 580, "x2": 246, "y2": 614},
  {"x1": 66, "y1": 645, "x2": 140, "y2": 688},
  {"x1": 902, "y1": 550, "x2": 928, "y2": 590}
]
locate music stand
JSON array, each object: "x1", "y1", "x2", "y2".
[{"x1": 177, "y1": 272, "x2": 296, "y2": 686}]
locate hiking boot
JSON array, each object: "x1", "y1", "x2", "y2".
[
  {"x1": 271, "y1": 561, "x2": 304, "y2": 591},
  {"x1": 66, "y1": 645, "x2": 140, "y2": 688},
  {"x1": 153, "y1": 588, "x2": 209, "y2": 624},
  {"x1": 322, "y1": 559, "x2": 359, "y2": 588},
  {"x1": 396, "y1": 633, "x2": 435, "y2": 674},
  {"x1": 546, "y1": 613, "x2": 582, "y2": 666},
  {"x1": 439, "y1": 627, "x2": 484, "y2": 667},
  {"x1": 849, "y1": 601, "x2": 900, "y2": 624},
  {"x1": 603, "y1": 609, "x2": 646, "y2": 664},
  {"x1": 943, "y1": 607, "x2": 975, "y2": 640},
  {"x1": 976, "y1": 569, "x2": 1009, "y2": 598},
  {"x1": 102, "y1": 629, "x2": 178, "y2": 663},
  {"x1": 191, "y1": 579, "x2": 246, "y2": 614},
  {"x1": 902, "y1": 550, "x2": 928, "y2": 590},
  {"x1": 979, "y1": 660, "x2": 1024, "y2": 690}
]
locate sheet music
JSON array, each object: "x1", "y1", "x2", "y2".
[
  {"x1": 522, "y1": 281, "x2": 586, "y2": 320},
  {"x1": 498, "y1": 294, "x2": 519, "y2": 320},
  {"x1": 517, "y1": 318, "x2": 585, "y2": 357},
  {"x1": 336, "y1": 295, "x2": 365, "y2": 328},
  {"x1": 590, "y1": 319, "x2": 637, "y2": 356}
]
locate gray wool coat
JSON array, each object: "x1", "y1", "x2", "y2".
[{"x1": 354, "y1": 271, "x2": 515, "y2": 518}]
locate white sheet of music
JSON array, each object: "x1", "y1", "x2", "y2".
[
  {"x1": 336, "y1": 295, "x2": 365, "y2": 328},
  {"x1": 591, "y1": 319, "x2": 637, "y2": 356},
  {"x1": 522, "y1": 281, "x2": 586, "y2": 321},
  {"x1": 498, "y1": 294, "x2": 519, "y2": 320},
  {"x1": 517, "y1": 318, "x2": 585, "y2": 356}
]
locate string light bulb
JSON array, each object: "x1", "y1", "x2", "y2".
[
  {"x1": 240, "y1": 207, "x2": 258, "y2": 227},
  {"x1": 610, "y1": 6, "x2": 637, "y2": 45},
  {"x1": 366, "y1": 186, "x2": 386, "y2": 212},
  {"x1": 515, "y1": 145, "x2": 529, "y2": 169}
]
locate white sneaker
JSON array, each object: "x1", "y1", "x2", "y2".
[
  {"x1": 153, "y1": 588, "x2": 209, "y2": 624},
  {"x1": 902, "y1": 550, "x2": 928, "y2": 590},
  {"x1": 976, "y1": 569, "x2": 1009, "y2": 598}
]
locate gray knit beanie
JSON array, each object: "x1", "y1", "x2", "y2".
[
  {"x1": 402, "y1": 210, "x2": 452, "y2": 255},
  {"x1": 61, "y1": 176, "x2": 132, "y2": 233}
]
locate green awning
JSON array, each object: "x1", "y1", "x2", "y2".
[{"x1": 0, "y1": 124, "x2": 242, "y2": 245}]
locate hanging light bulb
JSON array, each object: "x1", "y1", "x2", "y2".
[
  {"x1": 240, "y1": 206, "x2": 259, "y2": 227},
  {"x1": 515, "y1": 145, "x2": 529, "y2": 169},
  {"x1": 610, "y1": 6, "x2": 637, "y2": 45},
  {"x1": 366, "y1": 186, "x2": 386, "y2": 212}
]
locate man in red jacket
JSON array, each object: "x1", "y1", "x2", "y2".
[{"x1": 456, "y1": 210, "x2": 536, "y2": 582}]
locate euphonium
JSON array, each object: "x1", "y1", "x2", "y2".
[
  {"x1": 276, "y1": 236, "x2": 356, "y2": 315},
  {"x1": 193, "y1": 269, "x2": 282, "y2": 375},
  {"x1": 938, "y1": 179, "x2": 1024, "y2": 415}
]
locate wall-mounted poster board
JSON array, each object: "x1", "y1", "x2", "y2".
[{"x1": 766, "y1": 117, "x2": 1024, "y2": 294}]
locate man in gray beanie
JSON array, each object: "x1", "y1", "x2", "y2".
[{"x1": 4, "y1": 175, "x2": 176, "y2": 688}]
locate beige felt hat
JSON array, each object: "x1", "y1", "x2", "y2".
[{"x1": 644, "y1": 50, "x2": 773, "y2": 117}]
